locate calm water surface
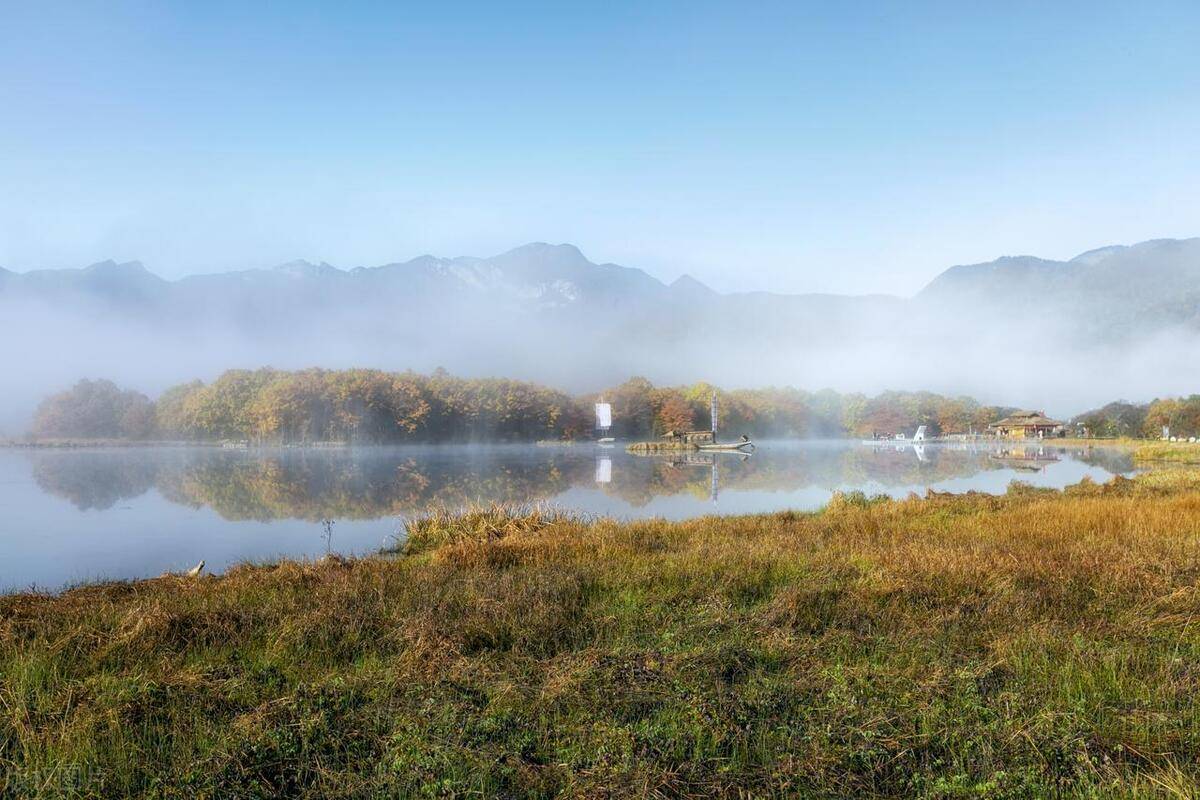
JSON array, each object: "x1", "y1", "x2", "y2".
[{"x1": 0, "y1": 440, "x2": 1135, "y2": 592}]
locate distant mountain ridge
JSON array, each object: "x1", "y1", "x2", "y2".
[
  {"x1": 4, "y1": 241, "x2": 885, "y2": 309},
  {"x1": 7, "y1": 237, "x2": 1200, "y2": 347},
  {"x1": 3, "y1": 237, "x2": 1200, "y2": 429},
  {"x1": 915, "y1": 238, "x2": 1200, "y2": 343},
  {"x1": 8, "y1": 237, "x2": 1200, "y2": 308},
  {"x1": 918, "y1": 237, "x2": 1200, "y2": 303}
]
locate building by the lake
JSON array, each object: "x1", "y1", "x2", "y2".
[{"x1": 988, "y1": 411, "x2": 1065, "y2": 439}]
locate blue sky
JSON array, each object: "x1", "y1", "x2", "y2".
[{"x1": 2, "y1": 1, "x2": 1198, "y2": 294}]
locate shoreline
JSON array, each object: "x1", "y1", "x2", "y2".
[
  {"x1": 2, "y1": 466, "x2": 1180, "y2": 600},
  {"x1": 0, "y1": 438, "x2": 228, "y2": 449}
]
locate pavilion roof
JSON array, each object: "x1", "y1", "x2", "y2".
[{"x1": 988, "y1": 411, "x2": 1063, "y2": 429}]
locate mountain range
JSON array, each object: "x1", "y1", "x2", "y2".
[
  {"x1": 6, "y1": 237, "x2": 1199, "y2": 329},
  {"x1": 2, "y1": 238, "x2": 1199, "y2": 428}
]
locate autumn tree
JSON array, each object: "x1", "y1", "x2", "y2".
[
  {"x1": 1071, "y1": 401, "x2": 1149, "y2": 438},
  {"x1": 1143, "y1": 396, "x2": 1200, "y2": 438},
  {"x1": 155, "y1": 380, "x2": 204, "y2": 439},
  {"x1": 654, "y1": 392, "x2": 696, "y2": 434},
  {"x1": 605, "y1": 377, "x2": 656, "y2": 439},
  {"x1": 32, "y1": 379, "x2": 156, "y2": 439}
]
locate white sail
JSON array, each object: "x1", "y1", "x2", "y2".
[{"x1": 595, "y1": 403, "x2": 612, "y2": 429}]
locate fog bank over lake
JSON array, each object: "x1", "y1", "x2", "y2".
[{"x1": 4, "y1": 238, "x2": 1200, "y2": 433}]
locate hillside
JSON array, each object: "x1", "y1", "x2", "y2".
[{"x1": 916, "y1": 238, "x2": 1200, "y2": 339}]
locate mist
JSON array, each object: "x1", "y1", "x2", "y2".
[{"x1": 3, "y1": 238, "x2": 1199, "y2": 435}]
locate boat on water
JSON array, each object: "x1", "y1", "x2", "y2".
[{"x1": 699, "y1": 436, "x2": 754, "y2": 452}]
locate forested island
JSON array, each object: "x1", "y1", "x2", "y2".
[{"x1": 23, "y1": 368, "x2": 1200, "y2": 444}]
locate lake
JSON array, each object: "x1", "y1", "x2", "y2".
[{"x1": 0, "y1": 440, "x2": 1134, "y2": 592}]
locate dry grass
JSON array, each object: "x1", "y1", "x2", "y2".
[
  {"x1": 399, "y1": 502, "x2": 583, "y2": 556},
  {"x1": 1135, "y1": 441, "x2": 1200, "y2": 465},
  {"x1": 2, "y1": 476, "x2": 1200, "y2": 797}
]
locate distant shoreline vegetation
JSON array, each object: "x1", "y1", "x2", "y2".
[{"x1": 24, "y1": 369, "x2": 1200, "y2": 444}]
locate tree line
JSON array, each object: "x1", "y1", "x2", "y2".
[
  {"x1": 1069, "y1": 397, "x2": 1200, "y2": 439},
  {"x1": 31, "y1": 370, "x2": 590, "y2": 443},
  {"x1": 33, "y1": 368, "x2": 1194, "y2": 443}
]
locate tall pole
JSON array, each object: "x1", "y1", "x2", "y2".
[{"x1": 711, "y1": 392, "x2": 718, "y2": 437}]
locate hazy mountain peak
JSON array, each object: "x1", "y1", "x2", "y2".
[
  {"x1": 919, "y1": 256, "x2": 1047, "y2": 299},
  {"x1": 84, "y1": 259, "x2": 152, "y2": 276},
  {"x1": 501, "y1": 241, "x2": 585, "y2": 260},
  {"x1": 403, "y1": 254, "x2": 451, "y2": 269},
  {"x1": 669, "y1": 274, "x2": 716, "y2": 296},
  {"x1": 996, "y1": 254, "x2": 1048, "y2": 263},
  {"x1": 274, "y1": 259, "x2": 340, "y2": 278},
  {"x1": 274, "y1": 258, "x2": 317, "y2": 271},
  {"x1": 670, "y1": 273, "x2": 705, "y2": 288},
  {"x1": 1070, "y1": 245, "x2": 1127, "y2": 265},
  {"x1": 1133, "y1": 237, "x2": 1197, "y2": 249},
  {"x1": 76, "y1": 260, "x2": 166, "y2": 293},
  {"x1": 493, "y1": 242, "x2": 588, "y2": 268},
  {"x1": 485, "y1": 242, "x2": 594, "y2": 285},
  {"x1": 1070, "y1": 237, "x2": 1200, "y2": 266}
]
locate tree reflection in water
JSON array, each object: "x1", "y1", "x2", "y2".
[{"x1": 29, "y1": 442, "x2": 1136, "y2": 521}]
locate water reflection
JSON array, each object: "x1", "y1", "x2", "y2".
[
  {"x1": 1, "y1": 441, "x2": 1138, "y2": 591},
  {"x1": 26, "y1": 441, "x2": 1135, "y2": 522}
]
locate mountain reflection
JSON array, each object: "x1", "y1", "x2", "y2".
[{"x1": 28, "y1": 443, "x2": 1134, "y2": 521}]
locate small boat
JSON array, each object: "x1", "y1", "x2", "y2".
[{"x1": 699, "y1": 438, "x2": 754, "y2": 452}]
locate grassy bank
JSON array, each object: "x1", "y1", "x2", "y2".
[
  {"x1": 3, "y1": 480, "x2": 1200, "y2": 798},
  {"x1": 1046, "y1": 437, "x2": 1141, "y2": 447},
  {"x1": 1134, "y1": 440, "x2": 1200, "y2": 465}
]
